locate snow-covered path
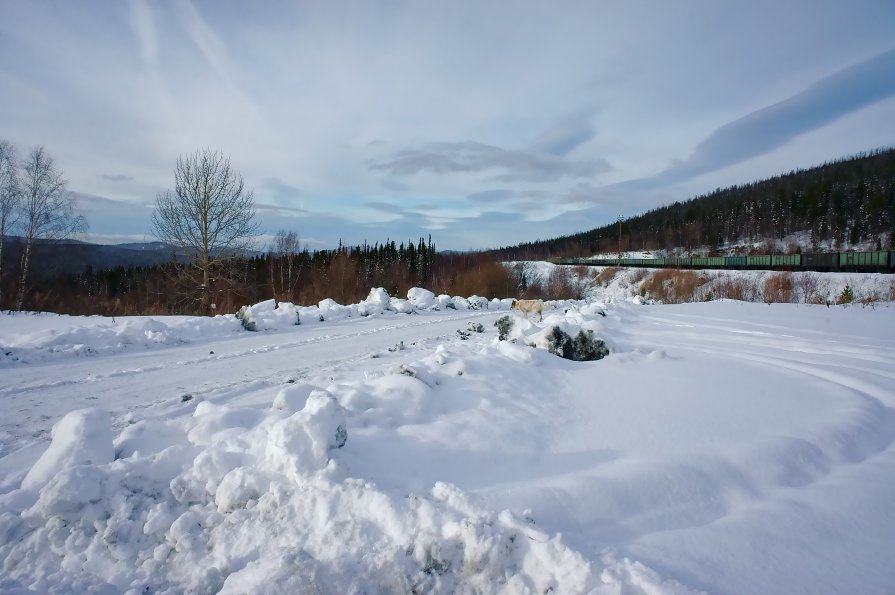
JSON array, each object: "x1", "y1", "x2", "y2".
[
  {"x1": 2, "y1": 295, "x2": 894, "y2": 594},
  {"x1": 0, "y1": 309, "x2": 495, "y2": 456}
]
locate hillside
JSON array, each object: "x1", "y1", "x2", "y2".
[{"x1": 493, "y1": 148, "x2": 895, "y2": 260}]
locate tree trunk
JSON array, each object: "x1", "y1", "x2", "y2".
[
  {"x1": 16, "y1": 239, "x2": 33, "y2": 311},
  {"x1": 0, "y1": 235, "x2": 5, "y2": 308}
]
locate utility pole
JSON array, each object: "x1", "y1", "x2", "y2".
[{"x1": 618, "y1": 216, "x2": 623, "y2": 258}]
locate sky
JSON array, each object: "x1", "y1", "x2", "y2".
[{"x1": 1, "y1": 1, "x2": 894, "y2": 251}]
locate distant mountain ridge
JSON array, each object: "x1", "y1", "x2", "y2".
[
  {"x1": 492, "y1": 147, "x2": 895, "y2": 260},
  {"x1": 1, "y1": 238, "x2": 179, "y2": 280}
]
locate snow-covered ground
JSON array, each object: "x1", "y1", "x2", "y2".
[{"x1": 2, "y1": 286, "x2": 895, "y2": 594}]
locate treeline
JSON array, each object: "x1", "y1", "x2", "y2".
[
  {"x1": 9, "y1": 238, "x2": 543, "y2": 315},
  {"x1": 493, "y1": 147, "x2": 895, "y2": 260}
]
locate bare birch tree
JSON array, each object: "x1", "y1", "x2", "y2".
[
  {"x1": 0, "y1": 140, "x2": 21, "y2": 308},
  {"x1": 16, "y1": 146, "x2": 86, "y2": 310},
  {"x1": 269, "y1": 229, "x2": 303, "y2": 302},
  {"x1": 152, "y1": 149, "x2": 260, "y2": 314}
]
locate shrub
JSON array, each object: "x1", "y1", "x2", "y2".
[
  {"x1": 571, "y1": 330, "x2": 609, "y2": 361},
  {"x1": 794, "y1": 272, "x2": 822, "y2": 304},
  {"x1": 546, "y1": 326, "x2": 609, "y2": 361},
  {"x1": 762, "y1": 272, "x2": 793, "y2": 303},
  {"x1": 235, "y1": 305, "x2": 257, "y2": 331},
  {"x1": 640, "y1": 269, "x2": 704, "y2": 304},
  {"x1": 594, "y1": 267, "x2": 620, "y2": 287},
  {"x1": 628, "y1": 268, "x2": 649, "y2": 285},
  {"x1": 836, "y1": 284, "x2": 855, "y2": 305},
  {"x1": 546, "y1": 326, "x2": 572, "y2": 358},
  {"x1": 708, "y1": 275, "x2": 756, "y2": 301},
  {"x1": 495, "y1": 315, "x2": 513, "y2": 341},
  {"x1": 544, "y1": 266, "x2": 576, "y2": 300}
]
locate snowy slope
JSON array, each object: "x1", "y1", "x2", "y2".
[{"x1": 1, "y1": 289, "x2": 894, "y2": 594}]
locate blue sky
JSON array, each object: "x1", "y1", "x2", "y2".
[{"x1": 2, "y1": 1, "x2": 894, "y2": 250}]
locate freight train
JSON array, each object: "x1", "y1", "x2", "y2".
[{"x1": 556, "y1": 250, "x2": 895, "y2": 272}]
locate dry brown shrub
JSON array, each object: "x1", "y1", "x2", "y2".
[
  {"x1": 449, "y1": 259, "x2": 516, "y2": 298},
  {"x1": 794, "y1": 272, "x2": 823, "y2": 304},
  {"x1": 543, "y1": 266, "x2": 576, "y2": 300},
  {"x1": 709, "y1": 275, "x2": 756, "y2": 301},
  {"x1": 628, "y1": 268, "x2": 649, "y2": 285},
  {"x1": 889, "y1": 281, "x2": 895, "y2": 302},
  {"x1": 762, "y1": 272, "x2": 794, "y2": 303},
  {"x1": 640, "y1": 269, "x2": 703, "y2": 304},
  {"x1": 858, "y1": 289, "x2": 881, "y2": 306},
  {"x1": 594, "y1": 267, "x2": 621, "y2": 287}
]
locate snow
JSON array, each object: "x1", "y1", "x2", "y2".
[{"x1": 2, "y1": 284, "x2": 895, "y2": 593}]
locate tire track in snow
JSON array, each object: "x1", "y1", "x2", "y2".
[{"x1": 0, "y1": 310, "x2": 498, "y2": 455}]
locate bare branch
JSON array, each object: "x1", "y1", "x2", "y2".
[
  {"x1": 15, "y1": 146, "x2": 86, "y2": 310},
  {"x1": 152, "y1": 149, "x2": 261, "y2": 314}
]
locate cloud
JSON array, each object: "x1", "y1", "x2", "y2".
[
  {"x1": 365, "y1": 201, "x2": 407, "y2": 215},
  {"x1": 255, "y1": 203, "x2": 309, "y2": 217},
  {"x1": 102, "y1": 174, "x2": 135, "y2": 182},
  {"x1": 261, "y1": 177, "x2": 302, "y2": 197},
  {"x1": 467, "y1": 189, "x2": 514, "y2": 203},
  {"x1": 370, "y1": 141, "x2": 611, "y2": 183},
  {"x1": 529, "y1": 111, "x2": 598, "y2": 157},
  {"x1": 559, "y1": 182, "x2": 615, "y2": 206},
  {"x1": 656, "y1": 48, "x2": 895, "y2": 183},
  {"x1": 176, "y1": 1, "x2": 232, "y2": 85},
  {"x1": 128, "y1": 0, "x2": 157, "y2": 66}
]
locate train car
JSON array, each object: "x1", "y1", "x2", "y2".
[
  {"x1": 839, "y1": 250, "x2": 888, "y2": 271},
  {"x1": 802, "y1": 252, "x2": 839, "y2": 271},
  {"x1": 667, "y1": 257, "x2": 691, "y2": 267},
  {"x1": 747, "y1": 255, "x2": 771, "y2": 268},
  {"x1": 554, "y1": 249, "x2": 894, "y2": 272},
  {"x1": 771, "y1": 254, "x2": 801, "y2": 268}
]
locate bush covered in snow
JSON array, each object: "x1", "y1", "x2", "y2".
[
  {"x1": 495, "y1": 315, "x2": 514, "y2": 341},
  {"x1": 545, "y1": 326, "x2": 609, "y2": 361},
  {"x1": 237, "y1": 300, "x2": 300, "y2": 331}
]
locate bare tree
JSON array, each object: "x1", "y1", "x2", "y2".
[
  {"x1": 16, "y1": 146, "x2": 86, "y2": 310},
  {"x1": 0, "y1": 140, "x2": 21, "y2": 308},
  {"x1": 269, "y1": 229, "x2": 303, "y2": 302},
  {"x1": 152, "y1": 149, "x2": 260, "y2": 314}
]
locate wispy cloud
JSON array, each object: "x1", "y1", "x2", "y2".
[
  {"x1": 529, "y1": 110, "x2": 598, "y2": 157},
  {"x1": 101, "y1": 174, "x2": 134, "y2": 182},
  {"x1": 176, "y1": 1, "x2": 233, "y2": 86},
  {"x1": 370, "y1": 141, "x2": 611, "y2": 183},
  {"x1": 128, "y1": 0, "x2": 157, "y2": 66},
  {"x1": 655, "y1": 48, "x2": 895, "y2": 183},
  {"x1": 467, "y1": 189, "x2": 515, "y2": 203},
  {"x1": 261, "y1": 177, "x2": 302, "y2": 199}
]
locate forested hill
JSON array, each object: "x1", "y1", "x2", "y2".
[{"x1": 492, "y1": 148, "x2": 895, "y2": 260}]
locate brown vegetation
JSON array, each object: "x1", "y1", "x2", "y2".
[
  {"x1": 762, "y1": 272, "x2": 794, "y2": 303},
  {"x1": 706, "y1": 275, "x2": 755, "y2": 302},
  {"x1": 594, "y1": 267, "x2": 621, "y2": 287},
  {"x1": 639, "y1": 269, "x2": 705, "y2": 304}
]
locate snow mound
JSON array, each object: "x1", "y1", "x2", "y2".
[
  {"x1": 407, "y1": 287, "x2": 436, "y2": 309},
  {"x1": 358, "y1": 287, "x2": 391, "y2": 316},
  {"x1": 21, "y1": 408, "x2": 114, "y2": 491},
  {"x1": 0, "y1": 403, "x2": 610, "y2": 594},
  {"x1": 237, "y1": 299, "x2": 301, "y2": 331}
]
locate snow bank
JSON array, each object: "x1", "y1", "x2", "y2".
[
  {"x1": 0, "y1": 314, "x2": 243, "y2": 365},
  {"x1": 21, "y1": 408, "x2": 114, "y2": 491},
  {"x1": 0, "y1": 287, "x2": 510, "y2": 366},
  {"x1": 1, "y1": 401, "x2": 601, "y2": 593},
  {"x1": 0, "y1": 305, "x2": 702, "y2": 594}
]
